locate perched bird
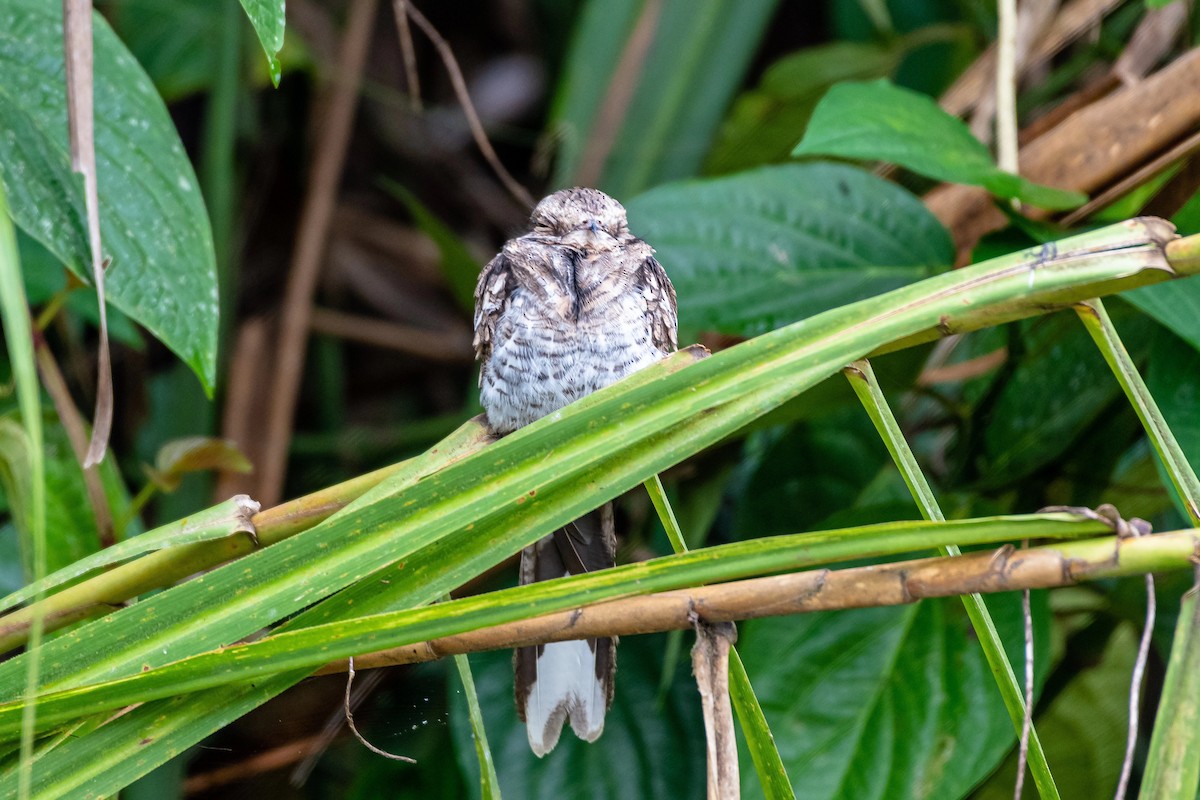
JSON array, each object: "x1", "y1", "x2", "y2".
[{"x1": 473, "y1": 187, "x2": 678, "y2": 756}]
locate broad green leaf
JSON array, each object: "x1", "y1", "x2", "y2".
[
  {"x1": 451, "y1": 634, "x2": 705, "y2": 799},
  {"x1": 550, "y1": 0, "x2": 779, "y2": 196},
  {"x1": 706, "y1": 31, "x2": 958, "y2": 175},
  {"x1": 792, "y1": 80, "x2": 1087, "y2": 210},
  {"x1": 733, "y1": 407, "x2": 892, "y2": 538},
  {"x1": 238, "y1": 0, "x2": 285, "y2": 86},
  {"x1": 0, "y1": 0, "x2": 218, "y2": 391},
  {"x1": 19, "y1": 232, "x2": 144, "y2": 348},
  {"x1": 1126, "y1": 280, "x2": 1200, "y2": 353},
  {"x1": 975, "y1": 304, "x2": 1156, "y2": 486},
  {"x1": 104, "y1": 0, "x2": 302, "y2": 100},
  {"x1": 1125, "y1": 192, "x2": 1200, "y2": 353},
  {"x1": 737, "y1": 593, "x2": 1049, "y2": 800},
  {"x1": 626, "y1": 163, "x2": 953, "y2": 339}
]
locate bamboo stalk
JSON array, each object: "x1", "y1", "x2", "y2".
[
  {"x1": 0, "y1": 420, "x2": 492, "y2": 653},
  {"x1": 316, "y1": 530, "x2": 1200, "y2": 674}
]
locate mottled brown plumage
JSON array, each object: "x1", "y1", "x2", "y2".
[{"x1": 472, "y1": 187, "x2": 677, "y2": 756}]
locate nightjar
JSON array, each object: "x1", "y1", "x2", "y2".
[{"x1": 473, "y1": 187, "x2": 677, "y2": 756}]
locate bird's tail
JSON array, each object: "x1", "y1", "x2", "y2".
[{"x1": 514, "y1": 503, "x2": 617, "y2": 756}]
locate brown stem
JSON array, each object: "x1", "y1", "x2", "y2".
[
  {"x1": 316, "y1": 529, "x2": 1200, "y2": 675},
  {"x1": 33, "y1": 335, "x2": 114, "y2": 547},
  {"x1": 259, "y1": 0, "x2": 379, "y2": 507},
  {"x1": 692, "y1": 618, "x2": 738, "y2": 800}
]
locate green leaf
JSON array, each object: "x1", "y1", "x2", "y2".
[
  {"x1": 550, "y1": 0, "x2": 780, "y2": 196},
  {"x1": 706, "y1": 29, "x2": 961, "y2": 175},
  {"x1": 976, "y1": 305, "x2": 1156, "y2": 486},
  {"x1": 450, "y1": 634, "x2": 705, "y2": 799},
  {"x1": 0, "y1": 1, "x2": 218, "y2": 391},
  {"x1": 1126, "y1": 280, "x2": 1200, "y2": 353},
  {"x1": 0, "y1": 157, "x2": 45, "y2": 800},
  {"x1": 737, "y1": 594, "x2": 1049, "y2": 800},
  {"x1": 0, "y1": 514, "x2": 1112, "y2": 740},
  {"x1": 0, "y1": 413, "x2": 139, "y2": 578},
  {"x1": 238, "y1": 0, "x2": 285, "y2": 86},
  {"x1": 626, "y1": 163, "x2": 953, "y2": 339},
  {"x1": 733, "y1": 408, "x2": 892, "y2": 537},
  {"x1": 792, "y1": 80, "x2": 1087, "y2": 210}
]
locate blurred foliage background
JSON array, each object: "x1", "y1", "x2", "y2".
[{"x1": 2, "y1": 0, "x2": 1200, "y2": 797}]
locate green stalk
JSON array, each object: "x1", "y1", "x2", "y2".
[
  {"x1": 845, "y1": 359, "x2": 1059, "y2": 799},
  {"x1": 453, "y1": 654, "x2": 501, "y2": 799},
  {"x1": 645, "y1": 475, "x2": 794, "y2": 800},
  {"x1": 0, "y1": 161, "x2": 46, "y2": 800},
  {"x1": 1075, "y1": 298, "x2": 1200, "y2": 524},
  {"x1": 1139, "y1": 570, "x2": 1200, "y2": 798}
]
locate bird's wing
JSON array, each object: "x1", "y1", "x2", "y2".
[
  {"x1": 637, "y1": 254, "x2": 678, "y2": 353},
  {"x1": 472, "y1": 250, "x2": 516, "y2": 377}
]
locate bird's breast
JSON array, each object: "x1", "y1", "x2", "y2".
[{"x1": 480, "y1": 291, "x2": 663, "y2": 433}]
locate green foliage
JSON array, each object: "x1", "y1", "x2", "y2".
[
  {"x1": 550, "y1": 0, "x2": 780, "y2": 196},
  {"x1": 237, "y1": 0, "x2": 285, "y2": 86},
  {"x1": 793, "y1": 80, "x2": 1087, "y2": 210},
  {"x1": 1, "y1": 2, "x2": 1199, "y2": 797},
  {"x1": 0, "y1": 0, "x2": 218, "y2": 390},
  {"x1": 626, "y1": 163, "x2": 953, "y2": 339},
  {"x1": 737, "y1": 594, "x2": 1048, "y2": 800}
]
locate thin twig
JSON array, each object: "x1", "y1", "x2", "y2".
[
  {"x1": 1060, "y1": 129, "x2": 1200, "y2": 226},
  {"x1": 344, "y1": 657, "x2": 416, "y2": 764},
  {"x1": 259, "y1": 0, "x2": 378, "y2": 507},
  {"x1": 994, "y1": 0, "x2": 1020, "y2": 182},
  {"x1": 32, "y1": 336, "x2": 114, "y2": 547},
  {"x1": 184, "y1": 733, "x2": 326, "y2": 794},
  {"x1": 390, "y1": 0, "x2": 422, "y2": 112},
  {"x1": 1116, "y1": 572, "x2": 1157, "y2": 800},
  {"x1": 290, "y1": 664, "x2": 386, "y2": 785},
  {"x1": 402, "y1": 2, "x2": 535, "y2": 210}
]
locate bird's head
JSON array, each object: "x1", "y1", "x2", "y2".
[{"x1": 530, "y1": 187, "x2": 629, "y2": 252}]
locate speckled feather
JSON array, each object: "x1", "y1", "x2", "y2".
[{"x1": 472, "y1": 188, "x2": 677, "y2": 755}]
